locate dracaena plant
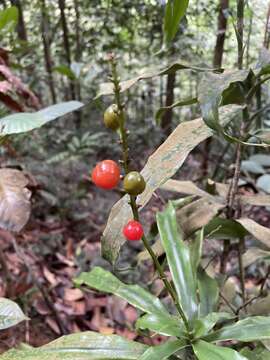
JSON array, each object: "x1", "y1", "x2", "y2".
[
  {"x1": 3, "y1": 52, "x2": 270, "y2": 360},
  {"x1": 3, "y1": 1, "x2": 270, "y2": 360}
]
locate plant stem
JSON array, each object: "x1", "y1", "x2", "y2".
[
  {"x1": 227, "y1": 0, "x2": 246, "y2": 304},
  {"x1": 222, "y1": 0, "x2": 246, "y2": 303},
  {"x1": 109, "y1": 55, "x2": 191, "y2": 334}
]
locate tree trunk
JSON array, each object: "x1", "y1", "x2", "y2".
[
  {"x1": 203, "y1": 0, "x2": 229, "y2": 177},
  {"x1": 58, "y1": 0, "x2": 76, "y2": 100},
  {"x1": 213, "y1": 0, "x2": 229, "y2": 67},
  {"x1": 10, "y1": 0, "x2": 27, "y2": 41},
  {"x1": 41, "y1": 0, "x2": 56, "y2": 104},
  {"x1": 160, "y1": 72, "x2": 175, "y2": 136},
  {"x1": 73, "y1": 0, "x2": 82, "y2": 127},
  {"x1": 74, "y1": 0, "x2": 82, "y2": 103},
  {"x1": 264, "y1": 2, "x2": 270, "y2": 49},
  {"x1": 74, "y1": 0, "x2": 81, "y2": 62}
]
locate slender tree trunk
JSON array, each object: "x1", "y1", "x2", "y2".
[
  {"x1": 58, "y1": 0, "x2": 71, "y2": 66},
  {"x1": 256, "y1": 2, "x2": 270, "y2": 129},
  {"x1": 10, "y1": 0, "x2": 27, "y2": 41},
  {"x1": 264, "y1": 2, "x2": 270, "y2": 49},
  {"x1": 41, "y1": 0, "x2": 56, "y2": 104},
  {"x1": 58, "y1": 0, "x2": 81, "y2": 127},
  {"x1": 73, "y1": 0, "x2": 82, "y2": 126},
  {"x1": 203, "y1": 0, "x2": 229, "y2": 177},
  {"x1": 74, "y1": 0, "x2": 82, "y2": 102},
  {"x1": 245, "y1": 11, "x2": 253, "y2": 68},
  {"x1": 213, "y1": 0, "x2": 229, "y2": 68},
  {"x1": 74, "y1": 0, "x2": 81, "y2": 62},
  {"x1": 58, "y1": 0, "x2": 75, "y2": 99},
  {"x1": 160, "y1": 72, "x2": 175, "y2": 136}
]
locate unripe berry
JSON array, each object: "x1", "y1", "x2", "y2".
[
  {"x1": 123, "y1": 220, "x2": 144, "y2": 241},
  {"x1": 123, "y1": 171, "x2": 146, "y2": 196},
  {"x1": 104, "y1": 104, "x2": 120, "y2": 130},
  {"x1": 91, "y1": 160, "x2": 120, "y2": 190}
]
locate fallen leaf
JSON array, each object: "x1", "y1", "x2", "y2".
[{"x1": 64, "y1": 288, "x2": 84, "y2": 302}]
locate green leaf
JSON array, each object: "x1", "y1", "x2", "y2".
[
  {"x1": 0, "y1": 6, "x2": 18, "y2": 32},
  {"x1": 0, "y1": 101, "x2": 84, "y2": 135},
  {"x1": 164, "y1": 0, "x2": 189, "y2": 44},
  {"x1": 136, "y1": 313, "x2": 184, "y2": 337},
  {"x1": 198, "y1": 269, "x2": 219, "y2": 317},
  {"x1": 190, "y1": 229, "x2": 204, "y2": 279},
  {"x1": 155, "y1": 97, "x2": 197, "y2": 124},
  {"x1": 205, "y1": 217, "x2": 248, "y2": 240},
  {"x1": 0, "y1": 297, "x2": 28, "y2": 330},
  {"x1": 53, "y1": 65, "x2": 76, "y2": 80},
  {"x1": 139, "y1": 339, "x2": 187, "y2": 360},
  {"x1": 96, "y1": 62, "x2": 221, "y2": 98},
  {"x1": 192, "y1": 340, "x2": 247, "y2": 360},
  {"x1": 198, "y1": 70, "x2": 250, "y2": 131},
  {"x1": 157, "y1": 202, "x2": 198, "y2": 320},
  {"x1": 75, "y1": 267, "x2": 170, "y2": 317},
  {"x1": 193, "y1": 312, "x2": 234, "y2": 338},
  {"x1": 241, "y1": 346, "x2": 270, "y2": 360},
  {"x1": 1, "y1": 331, "x2": 147, "y2": 359},
  {"x1": 204, "y1": 316, "x2": 270, "y2": 342},
  {"x1": 101, "y1": 105, "x2": 243, "y2": 264}
]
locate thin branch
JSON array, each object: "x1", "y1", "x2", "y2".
[{"x1": 109, "y1": 54, "x2": 191, "y2": 335}]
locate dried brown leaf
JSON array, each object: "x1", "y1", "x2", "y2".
[
  {"x1": 236, "y1": 218, "x2": 270, "y2": 248},
  {"x1": 0, "y1": 169, "x2": 31, "y2": 232}
]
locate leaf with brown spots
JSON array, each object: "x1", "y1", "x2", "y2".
[{"x1": 102, "y1": 105, "x2": 243, "y2": 264}]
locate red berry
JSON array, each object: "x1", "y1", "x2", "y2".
[
  {"x1": 91, "y1": 160, "x2": 120, "y2": 190},
  {"x1": 123, "y1": 220, "x2": 144, "y2": 241}
]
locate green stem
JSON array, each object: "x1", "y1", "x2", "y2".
[{"x1": 109, "y1": 55, "x2": 191, "y2": 334}]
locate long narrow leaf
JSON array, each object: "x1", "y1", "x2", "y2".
[
  {"x1": 0, "y1": 297, "x2": 28, "y2": 330},
  {"x1": 198, "y1": 269, "x2": 219, "y2": 317},
  {"x1": 75, "y1": 267, "x2": 171, "y2": 317},
  {"x1": 193, "y1": 340, "x2": 247, "y2": 360},
  {"x1": 139, "y1": 339, "x2": 187, "y2": 360},
  {"x1": 204, "y1": 316, "x2": 270, "y2": 343},
  {"x1": 1, "y1": 331, "x2": 147, "y2": 360},
  {"x1": 0, "y1": 101, "x2": 84, "y2": 135},
  {"x1": 164, "y1": 0, "x2": 189, "y2": 44},
  {"x1": 193, "y1": 312, "x2": 234, "y2": 338},
  {"x1": 155, "y1": 97, "x2": 197, "y2": 123},
  {"x1": 136, "y1": 313, "x2": 184, "y2": 337},
  {"x1": 157, "y1": 202, "x2": 198, "y2": 320}
]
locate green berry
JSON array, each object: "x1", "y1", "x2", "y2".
[
  {"x1": 123, "y1": 171, "x2": 146, "y2": 195},
  {"x1": 104, "y1": 104, "x2": 120, "y2": 130}
]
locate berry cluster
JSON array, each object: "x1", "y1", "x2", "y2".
[{"x1": 91, "y1": 104, "x2": 146, "y2": 241}]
